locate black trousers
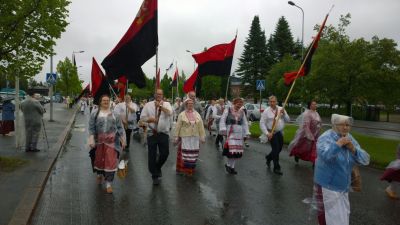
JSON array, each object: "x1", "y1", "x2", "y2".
[
  {"x1": 147, "y1": 133, "x2": 169, "y2": 178},
  {"x1": 215, "y1": 134, "x2": 224, "y2": 146},
  {"x1": 266, "y1": 131, "x2": 284, "y2": 170},
  {"x1": 125, "y1": 128, "x2": 132, "y2": 148}
]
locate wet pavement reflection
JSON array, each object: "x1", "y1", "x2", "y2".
[{"x1": 30, "y1": 113, "x2": 400, "y2": 225}]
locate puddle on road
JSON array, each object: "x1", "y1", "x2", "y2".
[
  {"x1": 198, "y1": 182, "x2": 223, "y2": 209},
  {"x1": 73, "y1": 128, "x2": 86, "y2": 132}
]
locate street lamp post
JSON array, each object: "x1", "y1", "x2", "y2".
[
  {"x1": 186, "y1": 50, "x2": 196, "y2": 72},
  {"x1": 288, "y1": 1, "x2": 304, "y2": 59},
  {"x1": 288, "y1": 1, "x2": 305, "y2": 109}
]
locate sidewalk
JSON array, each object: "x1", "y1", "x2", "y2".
[{"x1": 0, "y1": 103, "x2": 78, "y2": 225}]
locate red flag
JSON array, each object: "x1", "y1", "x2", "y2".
[
  {"x1": 284, "y1": 14, "x2": 328, "y2": 86},
  {"x1": 117, "y1": 76, "x2": 127, "y2": 99},
  {"x1": 183, "y1": 67, "x2": 199, "y2": 93},
  {"x1": 155, "y1": 68, "x2": 160, "y2": 89},
  {"x1": 101, "y1": 0, "x2": 158, "y2": 88},
  {"x1": 192, "y1": 37, "x2": 236, "y2": 77},
  {"x1": 91, "y1": 57, "x2": 109, "y2": 104},
  {"x1": 171, "y1": 67, "x2": 178, "y2": 87}
]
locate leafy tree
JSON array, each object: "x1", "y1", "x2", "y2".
[
  {"x1": 0, "y1": 0, "x2": 70, "y2": 79},
  {"x1": 271, "y1": 16, "x2": 296, "y2": 61},
  {"x1": 236, "y1": 16, "x2": 269, "y2": 102},
  {"x1": 130, "y1": 75, "x2": 154, "y2": 101},
  {"x1": 55, "y1": 57, "x2": 82, "y2": 97},
  {"x1": 160, "y1": 73, "x2": 172, "y2": 99},
  {"x1": 199, "y1": 76, "x2": 222, "y2": 100}
]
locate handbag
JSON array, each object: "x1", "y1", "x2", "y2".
[
  {"x1": 351, "y1": 165, "x2": 362, "y2": 192},
  {"x1": 117, "y1": 160, "x2": 128, "y2": 179}
]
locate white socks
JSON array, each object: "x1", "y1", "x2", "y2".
[{"x1": 227, "y1": 159, "x2": 236, "y2": 168}]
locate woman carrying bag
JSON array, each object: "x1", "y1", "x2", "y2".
[{"x1": 88, "y1": 94, "x2": 126, "y2": 194}]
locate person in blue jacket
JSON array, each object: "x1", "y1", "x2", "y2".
[
  {"x1": 1, "y1": 98, "x2": 15, "y2": 136},
  {"x1": 313, "y1": 114, "x2": 370, "y2": 225}
]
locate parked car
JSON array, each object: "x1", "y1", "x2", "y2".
[{"x1": 244, "y1": 103, "x2": 268, "y2": 121}]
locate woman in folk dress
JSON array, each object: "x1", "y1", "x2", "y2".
[
  {"x1": 174, "y1": 98, "x2": 206, "y2": 176},
  {"x1": 219, "y1": 98, "x2": 250, "y2": 175}
]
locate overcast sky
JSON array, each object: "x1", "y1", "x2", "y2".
[{"x1": 35, "y1": 0, "x2": 400, "y2": 86}]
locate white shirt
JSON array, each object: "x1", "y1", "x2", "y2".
[
  {"x1": 114, "y1": 101, "x2": 138, "y2": 129},
  {"x1": 260, "y1": 106, "x2": 290, "y2": 135},
  {"x1": 140, "y1": 100, "x2": 172, "y2": 135},
  {"x1": 205, "y1": 105, "x2": 215, "y2": 120}
]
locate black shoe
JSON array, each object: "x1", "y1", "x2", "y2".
[
  {"x1": 230, "y1": 168, "x2": 238, "y2": 175},
  {"x1": 245, "y1": 143, "x2": 250, "y2": 147},
  {"x1": 225, "y1": 164, "x2": 232, "y2": 174},
  {"x1": 25, "y1": 148, "x2": 32, "y2": 152},
  {"x1": 294, "y1": 156, "x2": 299, "y2": 163},
  {"x1": 273, "y1": 169, "x2": 283, "y2": 175},
  {"x1": 152, "y1": 177, "x2": 161, "y2": 185},
  {"x1": 31, "y1": 148, "x2": 41, "y2": 152},
  {"x1": 215, "y1": 144, "x2": 220, "y2": 150},
  {"x1": 266, "y1": 159, "x2": 271, "y2": 168}
]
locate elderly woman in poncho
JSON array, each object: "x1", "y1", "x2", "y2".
[
  {"x1": 174, "y1": 98, "x2": 206, "y2": 176},
  {"x1": 288, "y1": 100, "x2": 322, "y2": 167},
  {"x1": 313, "y1": 114, "x2": 370, "y2": 225}
]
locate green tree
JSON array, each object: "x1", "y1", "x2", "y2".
[
  {"x1": 271, "y1": 16, "x2": 296, "y2": 61},
  {"x1": 199, "y1": 76, "x2": 222, "y2": 100},
  {"x1": 236, "y1": 16, "x2": 269, "y2": 102},
  {"x1": 55, "y1": 57, "x2": 82, "y2": 97},
  {"x1": 160, "y1": 73, "x2": 172, "y2": 99},
  {"x1": 0, "y1": 0, "x2": 70, "y2": 79},
  {"x1": 130, "y1": 75, "x2": 154, "y2": 100}
]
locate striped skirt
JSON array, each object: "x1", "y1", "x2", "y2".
[{"x1": 176, "y1": 136, "x2": 200, "y2": 175}]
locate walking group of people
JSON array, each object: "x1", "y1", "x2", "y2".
[{"x1": 85, "y1": 89, "x2": 399, "y2": 225}]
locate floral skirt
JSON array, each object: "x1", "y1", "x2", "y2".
[
  {"x1": 176, "y1": 137, "x2": 200, "y2": 175},
  {"x1": 289, "y1": 138, "x2": 317, "y2": 163}
]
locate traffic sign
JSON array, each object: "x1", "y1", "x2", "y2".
[
  {"x1": 256, "y1": 80, "x2": 265, "y2": 90},
  {"x1": 46, "y1": 73, "x2": 57, "y2": 85}
]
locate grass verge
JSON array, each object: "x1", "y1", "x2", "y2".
[
  {"x1": 249, "y1": 122, "x2": 399, "y2": 169},
  {"x1": 0, "y1": 156, "x2": 29, "y2": 172}
]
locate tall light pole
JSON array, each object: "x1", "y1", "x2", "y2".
[
  {"x1": 288, "y1": 1, "x2": 304, "y2": 60},
  {"x1": 288, "y1": 1, "x2": 305, "y2": 108},
  {"x1": 186, "y1": 50, "x2": 196, "y2": 72}
]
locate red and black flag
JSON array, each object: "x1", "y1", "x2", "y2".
[
  {"x1": 170, "y1": 67, "x2": 178, "y2": 87},
  {"x1": 192, "y1": 37, "x2": 236, "y2": 77},
  {"x1": 91, "y1": 57, "x2": 110, "y2": 105},
  {"x1": 101, "y1": 0, "x2": 158, "y2": 88},
  {"x1": 75, "y1": 84, "x2": 90, "y2": 102},
  {"x1": 183, "y1": 67, "x2": 199, "y2": 93},
  {"x1": 283, "y1": 14, "x2": 328, "y2": 86}
]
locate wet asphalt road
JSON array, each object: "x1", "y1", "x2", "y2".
[{"x1": 30, "y1": 113, "x2": 400, "y2": 225}]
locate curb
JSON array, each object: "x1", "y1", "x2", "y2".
[{"x1": 7, "y1": 107, "x2": 79, "y2": 225}]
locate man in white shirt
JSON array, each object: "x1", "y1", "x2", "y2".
[
  {"x1": 260, "y1": 95, "x2": 290, "y2": 175},
  {"x1": 140, "y1": 89, "x2": 173, "y2": 185},
  {"x1": 114, "y1": 95, "x2": 138, "y2": 152}
]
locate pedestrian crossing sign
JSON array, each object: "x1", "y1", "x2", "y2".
[
  {"x1": 46, "y1": 73, "x2": 57, "y2": 85},
  {"x1": 256, "y1": 80, "x2": 265, "y2": 90}
]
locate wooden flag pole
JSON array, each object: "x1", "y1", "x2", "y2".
[
  {"x1": 155, "y1": 47, "x2": 159, "y2": 92},
  {"x1": 270, "y1": 9, "x2": 332, "y2": 135}
]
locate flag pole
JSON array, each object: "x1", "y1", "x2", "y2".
[
  {"x1": 155, "y1": 47, "x2": 158, "y2": 92},
  {"x1": 176, "y1": 60, "x2": 179, "y2": 98},
  {"x1": 270, "y1": 10, "x2": 331, "y2": 135}
]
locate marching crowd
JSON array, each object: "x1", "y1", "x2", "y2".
[
  {"x1": 2, "y1": 89, "x2": 398, "y2": 225},
  {"x1": 81, "y1": 88, "x2": 399, "y2": 225}
]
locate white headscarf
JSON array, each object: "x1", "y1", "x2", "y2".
[{"x1": 331, "y1": 114, "x2": 353, "y2": 125}]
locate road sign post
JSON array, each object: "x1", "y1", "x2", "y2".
[
  {"x1": 256, "y1": 80, "x2": 265, "y2": 109},
  {"x1": 47, "y1": 68, "x2": 57, "y2": 122}
]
